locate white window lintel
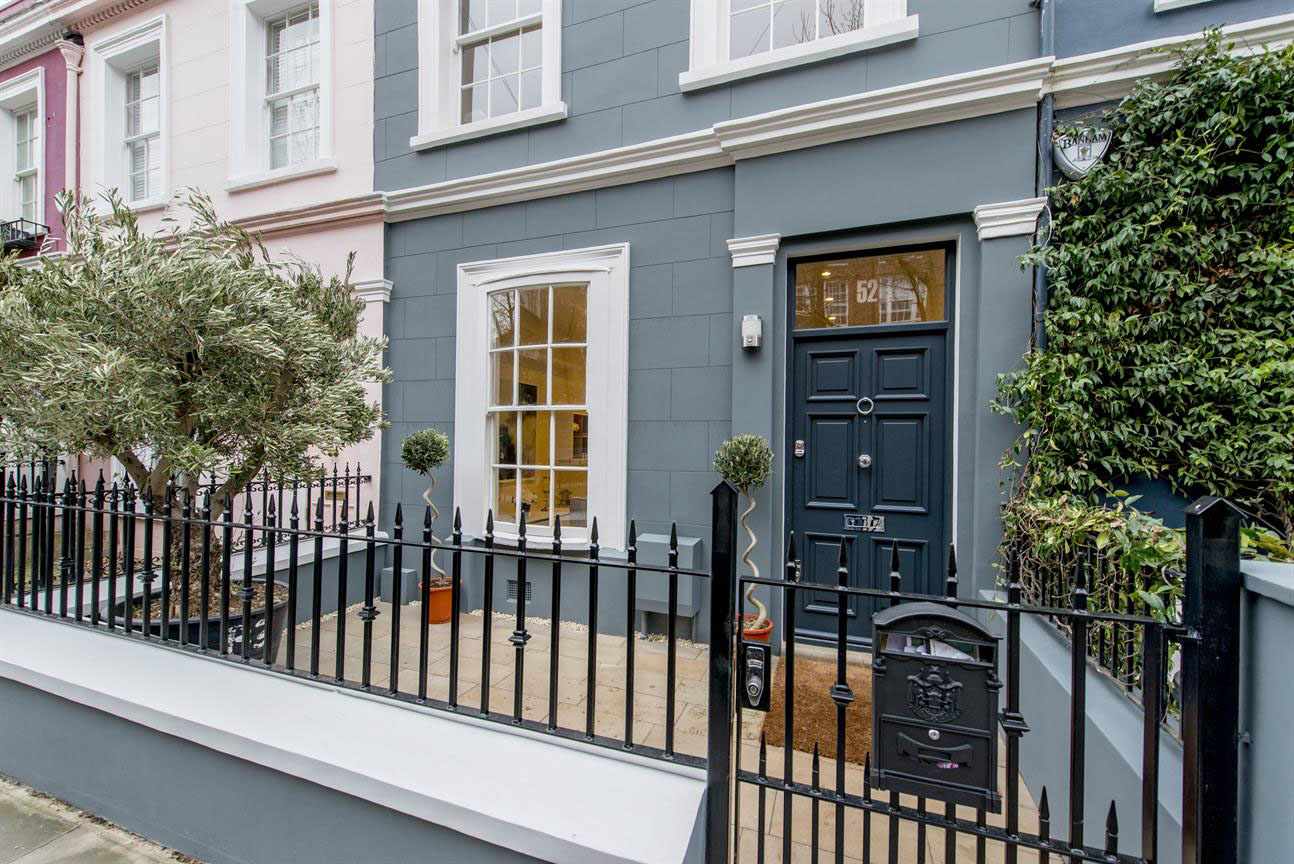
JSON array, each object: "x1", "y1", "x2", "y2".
[
  {"x1": 454, "y1": 243, "x2": 630, "y2": 550},
  {"x1": 682, "y1": 2, "x2": 918, "y2": 92}
]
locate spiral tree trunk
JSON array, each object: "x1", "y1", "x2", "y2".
[
  {"x1": 422, "y1": 475, "x2": 447, "y2": 581},
  {"x1": 740, "y1": 491, "x2": 768, "y2": 629}
]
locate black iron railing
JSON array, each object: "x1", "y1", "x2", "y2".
[
  {"x1": 0, "y1": 472, "x2": 727, "y2": 767},
  {"x1": 718, "y1": 499, "x2": 1241, "y2": 864},
  {"x1": 1, "y1": 218, "x2": 48, "y2": 251}
]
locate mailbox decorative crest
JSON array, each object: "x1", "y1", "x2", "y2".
[
  {"x1": 907, "y1": 665, "x2": 962, "y2": 724},
  {"x1": 871, "y1": 601, "x2": 1002, "y2": 811}
]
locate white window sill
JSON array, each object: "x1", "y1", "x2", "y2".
[
  {"x1": 1154, "y1": 0, "x2": 1213, "y2": 11},
  {"x1": 679, "y1": 14, "x2": 920, "y2": 92},
  {"x1": 224, "y1": 158, "x2": 338, "y2": 193},
  {"x1": 124, "y1": 197, "x2": 167, "y2": 214},
  {"x1": 409, "y1": 102, "x2": 568, "y2": 152},
  {"x1": 484, "y1": 531, "x2": 594, "y2": 553}
]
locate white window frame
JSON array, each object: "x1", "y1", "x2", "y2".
[
  {"x1": 0, "y1": 67, "x2": 44, "y2": 225},
  {"x1": 227, "y1": 0, "x2": 335, "y2": 192},
  {"x1": 123, "y1": 63, "x2": 162, "y2": 204},
  {"x1": 88, "y1": 15, "x2": 167, "y2": 212},
  {"x1": 455, "y1": 243, "x2": 630, "y2": 550},
  {"x1": 411, "y1": 0, "x2": 565, "y2": 152},
  {"x1": 681, "y1": 0, "x2": 918, "y2": 92}
]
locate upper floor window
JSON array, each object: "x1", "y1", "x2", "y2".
[
  {"x1": 265, "y1": 3, "x2": 320, "y2": 170},
  {"x1": 124, "y1": 65, "x2": 160, "y2": 203},
  {"x1": 0, "y1": 67, "x2": 44, "y2": 225},
  {"x1": 683, "y1": 0, "x2": 917, "y2": 91},
  {"x1": 89, "y1": 15, "x2": 166, "y2": 210},
  {"x1": 227, "y1": 0, "x2": 334, "y2": 192},
  {"x1": 14, "y1": 106, "x2": 38, "y2": 221},
  {"x1": 411, "y1": 0, "x2": 565, "y2": 151}
]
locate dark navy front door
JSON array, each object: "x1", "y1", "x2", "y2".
[{"x1": 787, "y1": 246, "x2": 952, "y2": 645}]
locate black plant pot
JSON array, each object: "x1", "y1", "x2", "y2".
[{"x1": 115, "y1": 578, "x2": 290, "y2": 661}]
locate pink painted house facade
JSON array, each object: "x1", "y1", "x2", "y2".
[
  {"x1": 0, "y1": 34, "x2": 74, "y2": 254},
  {"x1": 0, "y1": 0, "x2": 386, "y2": 504}
]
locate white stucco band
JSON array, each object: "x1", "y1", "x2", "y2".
[
  {"x1": 727, "y1": 234, "x2": 781, "y2": 268},
  {"x1": 0, "y1": 610, "x2": 706, "y2": 864},
  {"x1": 972, "y1": 197, "x2": 1047, "y2": 241}
]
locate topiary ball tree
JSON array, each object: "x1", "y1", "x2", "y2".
[
  {"x1": 714, "y1": 434, "x2": 774, "y2": 629},
  {"x1": 401, "y1": 427, "x2": 450, "y2": 480},
  {"x1": 402, "y1": 427, "x2": 451, "y2": 580}
]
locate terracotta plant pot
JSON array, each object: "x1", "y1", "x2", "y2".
[
  {"x1": 740, "y1": 614, "x2": 773, "y2": 643},
  {"x1": 423, "y1": 580, "x2": 453, "y2": 624}
]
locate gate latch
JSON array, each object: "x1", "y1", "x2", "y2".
[{"x1": 743, "y1": 642, "x2": 771, "y2": 711}]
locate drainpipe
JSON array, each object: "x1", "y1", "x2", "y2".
[
  {"x1": 1032, "y1": 0, "x2": 1055, "y2": 351},
  {"x1": 55, "y1": 33, "x2": 85, "y2": 205}
]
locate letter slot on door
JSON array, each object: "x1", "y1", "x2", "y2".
[{"x1": 870, "y1": 602, "x2": 1002, "y2": 812}]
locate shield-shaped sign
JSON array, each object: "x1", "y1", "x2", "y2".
[{"x1": 1053, "y1": 126, "x2": 1112, "y2": 180}]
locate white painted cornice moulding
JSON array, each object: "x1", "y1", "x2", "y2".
[
  {"x1": 353, "y1": 278, "x2": 392, "y2": 304},
  {"x1": 385, "y1": 129, "x2": 729, "y2": 221},
  {"x1": 972, "y1": 197, "x2": 1046, "y2": 241},
  {"x1": 726, "y1": 234, "x2": 781, "y2": 268},
  {"x1": 714, "y1": 56, "x2": 1053, "y2": 161},
  {"x1": 1047, "y1": 12, "x2": 1294, "y2": 109},
  {"x1": 385, "y1": 59, "x2": 1053, "y2": 222},
  {"x1": 235, "y1": 193, "x2": 385, "y2": 237},
  {"x1": 381, "y1": 12, "x2": 1294, "y2": 222},
  {"x1": 0, "y1": 0, "x2": 148, "y2": 74}
]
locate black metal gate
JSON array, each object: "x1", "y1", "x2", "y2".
[{"x1": 705, "y1": 485, "x2": 1243, "y2": 864}]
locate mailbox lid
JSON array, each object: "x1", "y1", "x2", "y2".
[{"x1": 872, "y1": 601, "x2": 997, "y2": 665}]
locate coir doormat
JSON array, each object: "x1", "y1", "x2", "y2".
[{"x1": 761, "y1": 654, "x2": 873, "y2": 764}]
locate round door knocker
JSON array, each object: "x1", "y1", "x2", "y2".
[{"x1": 856, "y1": 396, "x2": 874, "y2": 416}]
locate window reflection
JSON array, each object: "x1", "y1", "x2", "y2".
[
  {"x1": 487, "y1": 282, "x2": 589, "y2": 529},
  {"x1": 794, "y1": 248, "x2": 946, "y2": 330}
]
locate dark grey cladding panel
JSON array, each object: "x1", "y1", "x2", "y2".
[
  {"x1": 733, "y1": 109, "x2": 1037, "y2": 238},
  {"x1": 1054, "y1": 0, "x2": 1293, "y2": 59}
]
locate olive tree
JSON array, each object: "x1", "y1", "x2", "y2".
[{"x1": 0, "y1": 190, "x2": 388, "y2": 518}]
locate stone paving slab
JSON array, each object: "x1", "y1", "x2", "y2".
[{"x1": 0, "y1": 776, "x2": 185, "y2": 864}]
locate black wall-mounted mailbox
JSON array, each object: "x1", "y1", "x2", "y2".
[{"x1": 870, "y1": 601, "x2": 1002, "y2": 812}]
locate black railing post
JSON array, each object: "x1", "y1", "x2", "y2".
[
  {"x1": 1181, "y1": 496, "x2": 1242, "y2": 864},
  {"x1": 705, "y1": 480, "x2": 738, "y2": 864}
]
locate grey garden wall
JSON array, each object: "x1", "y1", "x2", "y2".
[
  {"x1": 0, "y1": 678, "x2": 547, "y2": 864},
  {"x1": 1053, "y1": 0, "x2": 1293, "y2": 59},
  {"x1": 373, "y1": 0, "x2": 1039, "y2": 191},
  {"x1": 1239, "y1": 561, "x2": 1294, "y2": 864}
]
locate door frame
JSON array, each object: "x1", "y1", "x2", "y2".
[{"x1": 781, "y1": 239, "x2": 958, "y2": 645}]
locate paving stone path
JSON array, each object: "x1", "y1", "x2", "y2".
[{"x1": 0, "y1": 776, "x2": 184, "y2": 864}]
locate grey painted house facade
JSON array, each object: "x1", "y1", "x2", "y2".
[{"x1": 372, "y1": 0, "x2": 1294, "y2": 642}]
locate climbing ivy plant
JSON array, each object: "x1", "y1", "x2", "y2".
[{"x1": 996, "y1": 32, "x2": 1294, "y2": 540}]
